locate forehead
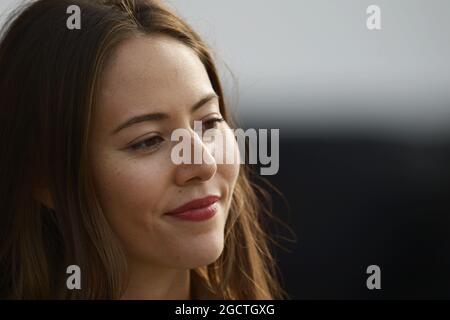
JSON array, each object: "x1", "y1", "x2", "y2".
[{"x1": 94, "y1": 34, "x2": 213, "y2": 130}]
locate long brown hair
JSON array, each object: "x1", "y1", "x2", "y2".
[{"x1": 0, "y1": 0, "x2": 288, "y2": 299}]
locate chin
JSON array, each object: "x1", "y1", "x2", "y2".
[{"x1": 178, "y1": 233, "x2": 225, "y2": 268}]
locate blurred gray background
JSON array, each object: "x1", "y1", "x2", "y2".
[
  {"x1": 2, "y1": 0, "x2": 450, "y2": 138},
  {"x1": 168, "y1": 0, "x2": 450, "y2": 140},
  {"x1": 1, "y1": 0, "x2": 450, "y2": 299}
]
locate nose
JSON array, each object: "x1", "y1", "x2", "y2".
[{"x1": 173, "y1": 128, "x2": 217, "y2": 186}]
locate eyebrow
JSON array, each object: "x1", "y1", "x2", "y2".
[{"x1": 111, "y1": 92, "x2": 219, "y2": 135}]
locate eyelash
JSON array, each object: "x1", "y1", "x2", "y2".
[
  {"x1": 129, "y1": 117, "x2": 225, "y2": 153},
  {"x1": 202, "y1": 117, "x2": 225, "y2": 130},
  {"x1": 129, "y1": 135, "x2": 164, "y2": 152}
]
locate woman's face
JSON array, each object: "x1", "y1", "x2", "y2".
[{"x1": 88, "y1": 34, "x2": 240, "y2": 269}]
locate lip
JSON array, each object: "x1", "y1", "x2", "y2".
[{"x1": 164, "y1": 195, "x2": 220, "y2": 221}]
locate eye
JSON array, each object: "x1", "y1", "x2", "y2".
[
  {"x1": 202, "y1": 117, "x2": 225, "y2": 131},
  {"x1": 129, "y1": 135, "x2": 164, "y2": 152}
]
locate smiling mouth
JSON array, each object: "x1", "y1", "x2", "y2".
[{"x1": 164, "y1": 195, "x2": 220, "y2": 222}]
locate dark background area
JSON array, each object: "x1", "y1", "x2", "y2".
[{"x1": 255, "y1": 131, "x2": 450, "y2": 299}]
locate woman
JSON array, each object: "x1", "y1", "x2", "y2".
[{"x1": 0, "y1": 0, "x2": 286, "y2": 299}]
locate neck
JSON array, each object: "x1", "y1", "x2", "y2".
[{"x1": 120, "y1": 260, "x2": 191, "y2": 300}]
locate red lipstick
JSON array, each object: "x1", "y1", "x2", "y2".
[{"x1": 165, "y1": 195, "x2": 220, "y2": 221}]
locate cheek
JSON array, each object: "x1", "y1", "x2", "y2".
[
  {"x1": 90, "y1": 152, "x2": 170, "y2": 236},
  {"x1": 215, "y1": 127, "x2": 240, "y2": 205}
]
